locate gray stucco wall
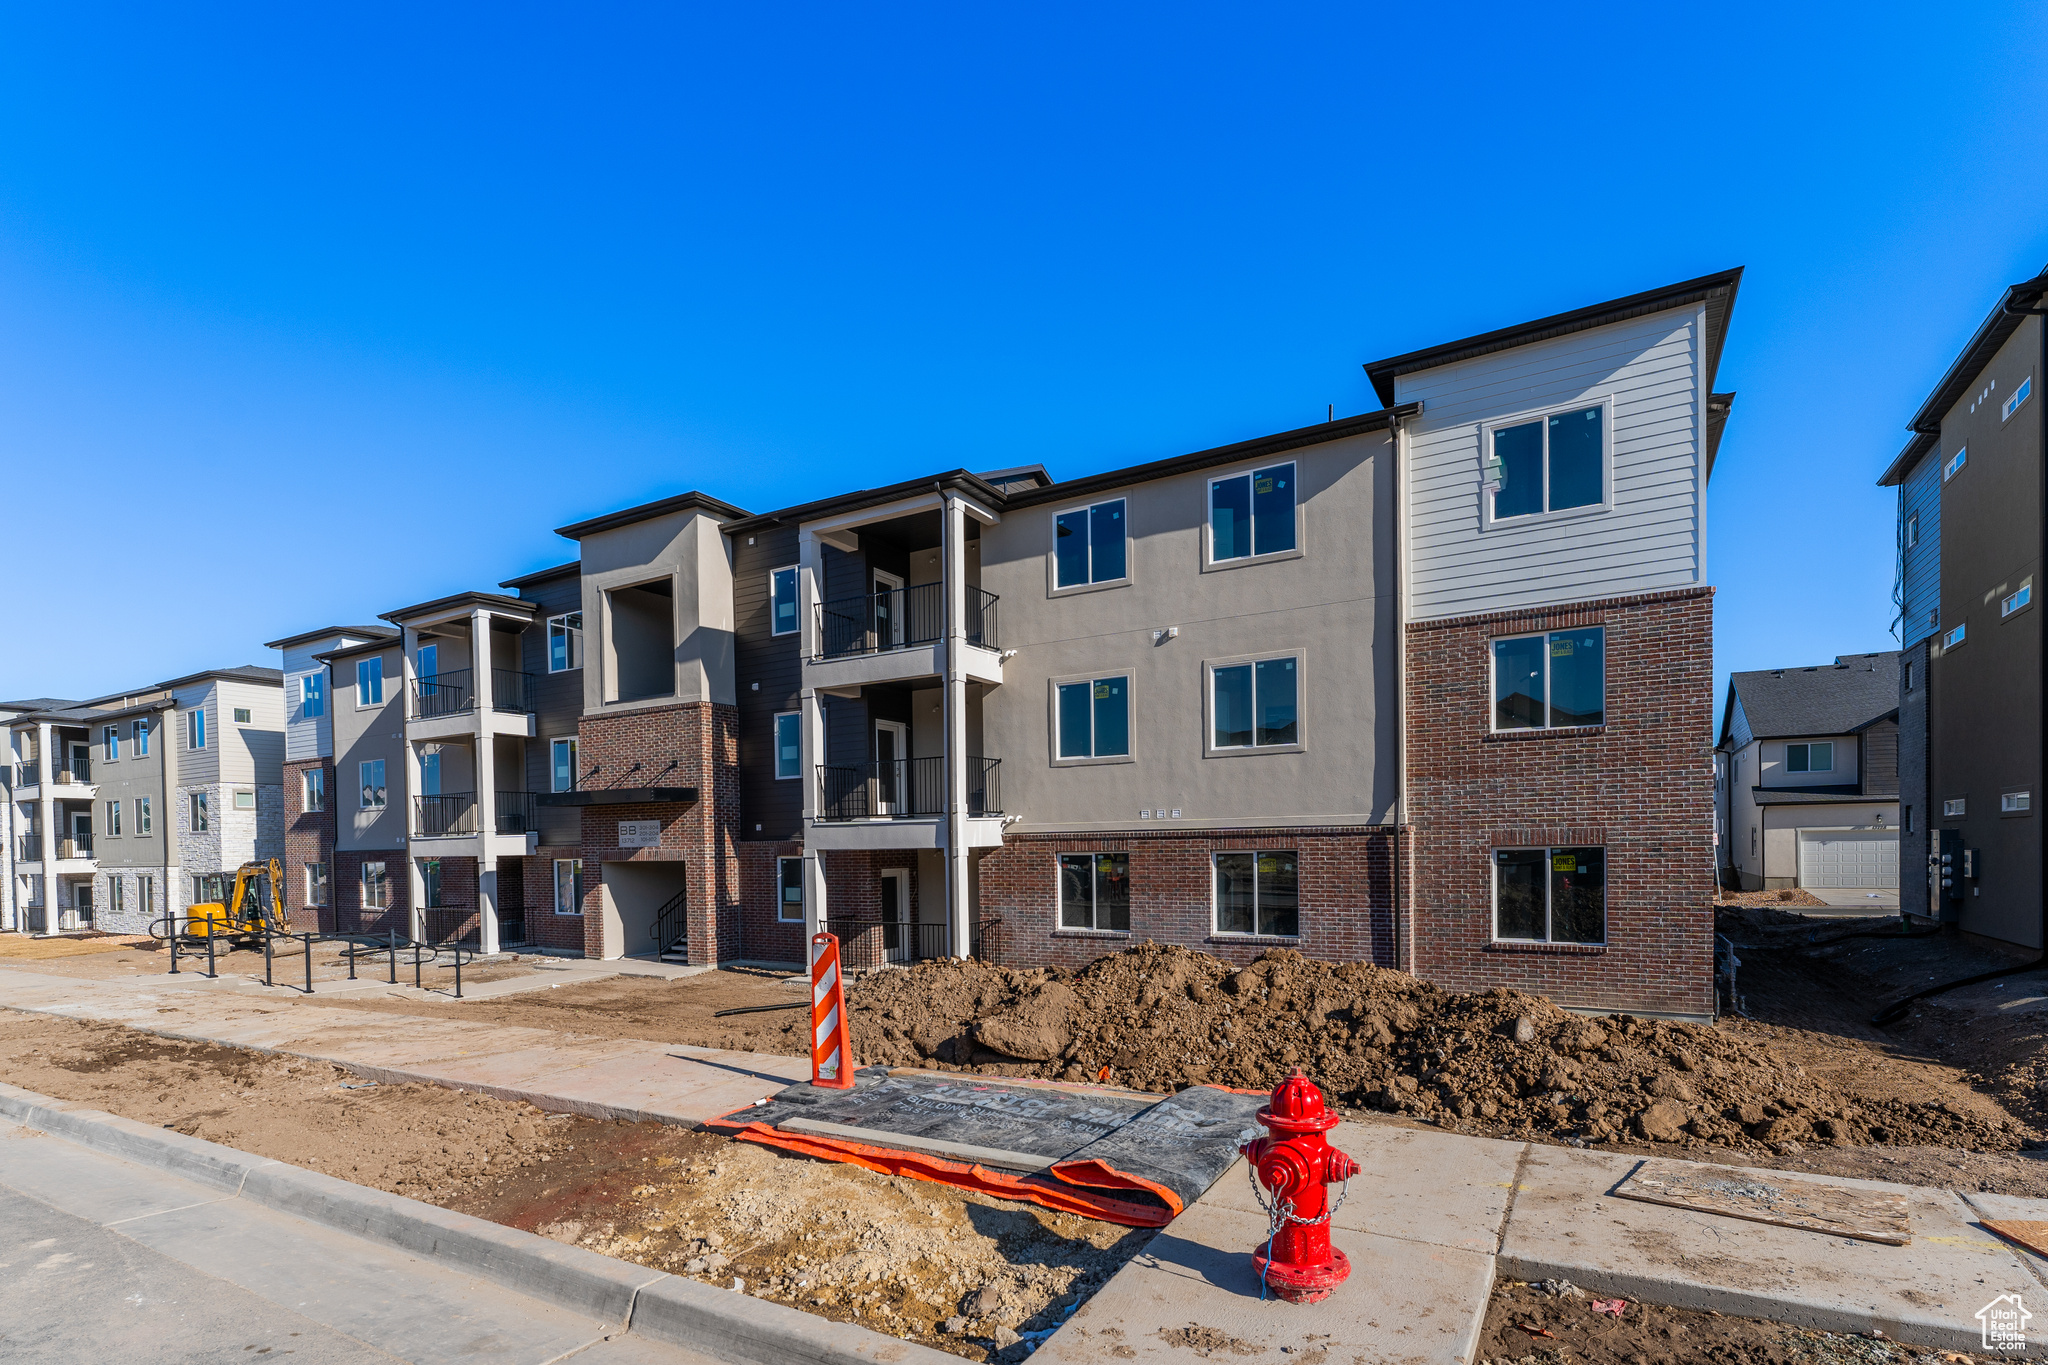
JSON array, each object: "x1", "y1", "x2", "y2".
[
  {"x1": 330, "y1": 646, "x2": 409, "y2": 855},
  {"x1": 979, "y1": 429, "x2": 1399, "y2": 833},
  {"x1": 580, "y1": 509, "x2": 736, "y2": 713}
]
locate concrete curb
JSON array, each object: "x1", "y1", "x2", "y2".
[{"x1": 0, "y1": 1080, "x2": 956, "y2": 1365}]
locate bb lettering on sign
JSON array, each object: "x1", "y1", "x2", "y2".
[{"x1": 618, "y1": 819, "x2": 661, "y2": 848}]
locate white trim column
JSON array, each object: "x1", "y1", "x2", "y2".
[
  {"x1": 399, "y1": 628, "x2": 424, "y2": 942},
  {"x1": 469, "y1": 609, "x2": 500, "y2": 955},
  {"x1": 798, "y1": 529, "x2": 828, "y2": 952},
  {"x1": 941, "y1": 495, "x2": 971, "y2": 960}
]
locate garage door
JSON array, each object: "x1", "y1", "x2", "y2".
[{"x1": 1798, "y1": 830, "x2": 1899, "y2": 889}]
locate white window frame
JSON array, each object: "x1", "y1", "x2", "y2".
[
  {"x1": 360, "y1": 759, "x2": 387, "y2": 810},
  {"x1": 109, "y1": 875, "x2": 124, "y2": 918},
  {"x1": 232, "y1": 707, "x2": 252, "y2": 725},
  {"x1": 190, "y1": 791, "x2": 209, "y2": 832},
  {"x1": 300, "y1": 673, "x2": 325, "y2": 719},
  {"x1": 233, "y1": 789, "x2": 256, "y2": 810},
  {"x1": 554, "y1": 858, "x2": 583, "y2": 915},
  {"x1": 2002, "y1": 375, "x2": 2033, "y2": 423},
  {"x1": 303, "y1": 767, "x2": 325, "y2": 813},
  {"x1": 187, "y1": 708, "x2": 207, "y2": 750},
  {"x1": 1209, "y1": 849, "x2": 1300, "y2": 939},
  {"x1": 1478, "y1": 397, "x2": 1615, "y2": 531},
  {"x1": 1904, "y1": 512, "x2": 1918, "y2": 549},
  {"x1": 103, "y1": 726, "x2": 119, "y2": 761},
  {"x1": 550, "y1": 737, "x2": 579, "y2": 793},
  {"x1": 548, "y1": 612, "x2": 584, "y2": 672},
  {"x1": 1049, "y1": 672, "x2": 1135, "y2": 766},
  {"x1": 1203, "y1": 652, "x2": 1304, "y2": 757},
  {"x1": 769, "y1": 566, "x2": 800, "y2": 637},
  {"x1": 1049, "y1": 497, "x2": 1131, "y2": 594},
  {"x1": 1785, "y1": 742, "x2": 1834, "y2": 775},
  {"x1": 1943, "y1": 447, "x2": 1967, "y2": 482},
  {"x1": 106, "y1": 800, "x2": 121, "y2": 837},
  {"x1": 1205, "y1": 461, "x2": 1303, "y2": 569},
  {"x1": 139, "y1": 873, "x2": 153, "y2": 918},
  {"x1": 2002, "y1": 791, "x2": 2032, "y2": 815},
  {"x1": 1057, "y1": 851, "x2": 1131, "y2": 933},
  {"x1": 2003, "y1": 582, "x2": 2033, "y2": 618},
  {"x1": 136, "y1": 796, "x2": 152, "y2": 835},
  {"x1": 1943, "y1": 622, "x2": 1967, "y2": 650},
  {"x1": 362, "y1": 861, "x2": 390, "y2": 910},
  {"x1": 356, "y1": 657, "x2": 385, "y2": 707},
  {"x1": 1490, "y1": 845, "x2": 1608, "y2": 946},
  {"x1": 1943, "y1": 797, "x2": 1966, "y2": 817},
  {"x1": 773, "y1": 712, "x2": 801, "y2": 780},
  {"x1": 1489, "y1": 627, "x2": 1606, "y2": 733},
  {"x1": 134, "y1": 718, "x2": 149, "y2": 756},
  {"x1": 307, "y1": 862, "x2": 330, "y2": 907},
  {"x1": 776, "y1": 856, "x2": 804, "y2": 922}
]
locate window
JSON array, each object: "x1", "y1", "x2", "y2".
[
  {"x1": 770, "y1": 567, "x2": 799, "y2": 636},
  {"x1": 136, "y1": 796, "x2": 152, "y2": 835},
  {"x1": 233, "y1": 707, "x2": 252, "y2": 724},
  {"x1": 301, "y1": 674, "x2": 325, "y2": 718},
  {"x1": 1054, "y1": 499, "x2": 1128, "y2": 588},
  {"x1": 2003, "y1": 583, "x2": 2033, "y2": 618},
  {"x1": 1904, "y1": 512, "x2": 1918, "y2": 549},
  {"x1": 103, "y1": 726, "x2": 119, "y2": 761},
  {"x1": 1943, "y1": 447, "x2": 1967, "y2": 482},
  {"x1": 1785, "y1": 742, "x2": 1834, "y2": 774},
  {"x1": 1487, "y1": 404, "x2": 1605, "y2": 522},
  {"x1": 1210, "y1": 656, "x2": 1299, "y2": 750},
  {"x1": 1210, "y1": 463, "x2": 1297, "y2": 562},
  {"x1": 109, "y1": 876, "x2": 124, "y2": 918},
  {"x1": 1749, "y1": 826, "x2": 1757, "y2": 858},
  {"x1": 2004, "y1": 792, "x2": 2033, "y2": 814},
  {"x1": 1903, "y1": 806, "x2": 1914, "y2": 834},
  {"x1": 773, "y1": 713, "x2": 801, "y2": 780},
  {"x1": 362, "y1": 861, "x2": 390, "y2": 910},
  {"x1": 303, "y1": 768, "x2": 326, "y2": 812},
  {"x1": 550, "y1": 737, "x2": 578, "y2": 793},
  {"x1": 554, "y1": 859, "x2": 583, "y2": 914},
  {"x1": 2003, "y1": 375, "x2": 2032, "y2": 422},
  {"x1": 1944, "y1": 797, "x2": 1966, "y2": 817},
  {"x1": 548, "y1": 612, "x2": 584, "y2": 672},
  {"x1": 138, "y1": 874, "x2": 153, "y2": 919},
  {"x1": 422, "y1": 859, "x2": 444, "y2": 909},
  {"x1": 1492, "y1": 628, "x2": 1605, "y2": 730},
  {"x1": 190, "y1": 792, "x2": 209, "y2": 832},
  {"x1": 233, "y1": 790, "x2": 256, "y2": 810},
  {"x1": 1214, "y1": 851, "x2": 1298, "y2": 937},
  {"x1": 106, "y1": 801, "x2": 121, "y2": 837},
  {"x1": 187, "y1": 708, "x2": 207, "y2": 750},
  {"x1": 134, "y1": 719, "x2": 149, "y2": 756},
  {"x1": 360, "y1": 759, "x2": 386, "y2": 810},
  {"x1": 307, "y1": 862, "x2": 330, "y2": 907},
  {"x1": 1943, "y1": 622, "x2": 1967, "y2": 650},
  {"x1": 1494, "y1": 846, "x2": 1606, "y2": 944},
  {"x1": 777, "y1": 857, "x2": 804, "y2": 922},
  {"x1": 1056, "y1": 676, "x2": 1131, "y2": 759},
  {"x1": 1059, "y1": 853, "x2": 1130, "y2": 931},
  {"x1": 1904, "y1": 660, "x2": 1914, "y2": 691},
  {"x1": 357, "y1": 657, "x2": 384, "y2": 706}
]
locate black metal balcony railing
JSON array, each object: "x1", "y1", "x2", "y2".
[
  {"x1": 17, "y1": 835, "x2": 38, "y2": 863},
  {"x1": 818, "y1": 914, "x2": 1001, "y2": 966},
  {"x1": 816, "y1": 757, "x2": 1002, "y2": 821},
  {"x1": 53, "y1": 758, "x2": 90, "y2": 785},
  {"x1": 409, "y1": 668, "x2": 537, "y2": 720},
  {"x1": 495, "y1": 790, "x2": 538, "y2": 835},
  {"x1": 13, "y1": 763, "x2": 36, "y2": 788},
  {"x1": 57, "y1": 833, "x2": 93, "y2": 858},
  {"x1": 414, "y1": 793, "x2": 477, "y2": 836},
  {"x1": 813, "y1": 583, "x2": 1000, "y2": 659}
]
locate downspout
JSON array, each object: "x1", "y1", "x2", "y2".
[{"x1": 1386, "y1": 405, "x2": 1412, "y2": 974}]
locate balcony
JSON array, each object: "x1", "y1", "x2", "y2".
[
  {"x1": 816, "y1": 757, "x2": 1002, "y2": 822},
  {"x1": 409, "y1": 668, "x2": 536, "y2": 720},
  {"x1": 413, "y1": 791, "x2": 544, "y2": 844},
  {"x1": 17, "y1": 835, "x2": 39, "y2": 863},
  {"x1": 813, "y1": 584, "x2": 999, "y2": 660},
  {"x1": 819, "y1": 914, "x2": 1002, "y2": 967},
  {"x1": 56, "y1": 833, "x2": 92, "y2": 859},
  {"x1": 12, "y1": 762, "x2": 35, "y2": 790}
]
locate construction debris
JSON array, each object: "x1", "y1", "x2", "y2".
[{"x1": 1614, "y1": 1161, "x2": 1913, "y2": 1244}]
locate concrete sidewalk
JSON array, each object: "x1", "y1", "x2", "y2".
[{"x1": 0, "y1": 964, "x2": 811, "y2": 1124}]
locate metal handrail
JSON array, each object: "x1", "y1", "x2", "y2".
[
  {"x1": 815, "y1": 582, "x2": 944, "y2": 659},
  {"x1": 651, "y1": 886, "x2": 689, "y2": 958},
  {"x1": 13, "y1": 763, "x2": 36, "y2": 788},
  {"x1": 965, "y1": 587, "x2": 999, "y2": 652},
  {"x1": 414, "y1": 792, "x2": 477, "y2": 836},
  {"x1": 815, "y1": 756, "x2": 1001, "y2": 821},
  {"x1": 52, "y1": 758, "x2": 90, "y2": 785},
  {"x1": 495, "y1": 790, "x2": 538, "y2": 835},
  {"x1": 16, "y1": 835, "x2": 38, "y2": 862},
  {"x1": 57, "y1": 833, "x2": 93, "y2": 858},
  {"x1": 411, "y1": 669, "x2": 474, "y2": 719},
  {"x1": 490, "y1": 668, "x2": 536, "y2": 713}
]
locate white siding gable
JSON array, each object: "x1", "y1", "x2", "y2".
[{"x1": 1398, "y1": 304, "x2": 1706, "y2": 621}]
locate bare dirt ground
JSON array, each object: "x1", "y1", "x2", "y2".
[
  {"x1": 5, "y1": 934, "x2": 543, "y2": 989},
  {"x1": 0, "y1": 1010, "x2": 1139, "y2": 1361},
  {"x1": 1475, "y1": 1277, "x2": 1989, "y2": 1365}
]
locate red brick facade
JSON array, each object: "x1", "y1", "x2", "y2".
[
  {"x1": 281, "y1": 758, "x2": 333, "y2": 933},
  {"x1": 574, "y1": 702, "x2": 742, "y2": 963},
  {"x1": 1404, "y1": 587, "x2": 1716, "y2": 1018},
  {"x1": 520, "y1": 847, "x2": 589, "y2": 953},
  {"x1": 331, "y1": 849, "x2": 409, "y2": 938},
  {"x1": 978, "y1": 827, "x2": 1398, "y2": 972}
]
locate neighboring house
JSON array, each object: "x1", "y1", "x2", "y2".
[
  {"x1": 266, "y1": 626, "x2": 399, "y2": 931},
  {"x1": 1717, "y1": 654, "x2": 1901, "y2": 892},
  {"x1": 1878, "y1": 265, "x2": 2043, "y2": 942},
  {"x1": 288, "y1": 268, "x2": 1738, "y2": 1019},
  {"x1": 0, "y1": 695, "x2": 79, "y2": 932},
  {"x1": 3, "y1": 668, "x2": 284, "y2": 935}
]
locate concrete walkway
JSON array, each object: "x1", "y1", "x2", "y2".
[
  {"x1": 1806, "y1": 888, "x2": 1902, "y2": 912},
  {"x1": 0, "y1": 1113, "x2": 720, "y2": 1365}
]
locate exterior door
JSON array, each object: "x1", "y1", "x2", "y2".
[
  {"x1": 67, "y1": 743, "x2": 90, "y2": 783},
  {"x1": 880, "y1": 869, "x2": 909, "y2": 963},
  {"x1": 874, "y1": 722, "x2": 909, "y2": 815},
  {"x1": 872, "y1": 570, "x2": 905, "y2": 651},
  {"x1": 68, "y1": 810, "x2": 91, "y2": 857}
]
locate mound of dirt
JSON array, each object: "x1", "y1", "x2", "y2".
[{"x1": 846, "y1": 943, "x2": 2024, "y2": 1155}]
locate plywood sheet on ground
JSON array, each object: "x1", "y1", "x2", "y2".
[{"x1": 1614, "y1": 1159, "x2": 1911, "y2": 1244}]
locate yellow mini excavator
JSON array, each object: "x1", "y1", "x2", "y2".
[{"x1": 182, "y1": 858, "x2": 286, "y2": 947}]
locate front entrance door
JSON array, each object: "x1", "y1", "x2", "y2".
[
  {"x1": 880, "y1": 868, "x2": 910, "y2": 964},
  {"x1": 874, "y1": 721, "x2": 910, "y2": 815},
  {"x1": 872, "y1": 570, "x2": 905, "y2": 651}
]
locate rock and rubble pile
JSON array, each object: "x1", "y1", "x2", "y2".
[{"x1": 846, "y1": 943, "x2": 2022, "y2": 1154}]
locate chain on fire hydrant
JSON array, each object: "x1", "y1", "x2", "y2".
[{"x1": 1241, "y1": 1069, "x2": 1359, "y2": 1304}]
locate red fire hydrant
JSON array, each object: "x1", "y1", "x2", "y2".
[{"x1": 1241, "y1": 1070, "x2": 1359, "y2": 1304}]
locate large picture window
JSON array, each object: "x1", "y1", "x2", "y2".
[
  {"x1": 1494, "y1": 847, "x2": 1605, "y2": 944},
  {"x1": 548, "y1": 613, "x2": 584, "y2": 672},
  {"x1": 1211, "y1": 655, "x2": 1299, "y2": 750},
  {"x1": 1056, "y1": 676, "x2": 1129, "y2": 759},
  {"x1": 554, "y1": 858, "x2": 583, "y2": 914},
  {"x1": 1210, "y1": 463, "x2": 1296, "y2": 562},
  {"x1": 1492, "y1": 628, "x2": 1604, "y2": 730},
  {"x1": 1214, "y1": 851, "x2": 1297, "y2": 937},
  {"x1": 1487, "y1": 404, "x2": 1605, "y2": 521},
  {"x1": 1059, "y1": 853, "x2": 1129, "y2": 931},
  {"x1": 777, "y1": 856, "x2": 804, "y2": 922},
  {"x1": 1053, "y1": 499, "x2": 1128, "y2": 588},
  {"x1": 774, "y1": 712, "x2": 801, "y2": 779},
  {"x1": 770, "y1": 567, "x2": 799, "y2": 636}
]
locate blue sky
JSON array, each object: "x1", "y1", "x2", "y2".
[{"x1": 3, "y1": 4, "x2": 2046, "y2": 710}]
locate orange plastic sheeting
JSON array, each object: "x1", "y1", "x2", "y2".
[
  {"x1": 714, "y1": 1119, "x2": 1173, "y2": 1229},
  {"x1": 1047, "y1": 1157, "x2": 1185, "y2": 1218}
]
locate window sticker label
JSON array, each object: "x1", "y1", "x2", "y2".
[
  {"x1": 1551, "y1": 639, "x2": 1574, "y2": 657},
  {"x1": 1552, "y1": 853, "x2": 1577, "y2": 871}
]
